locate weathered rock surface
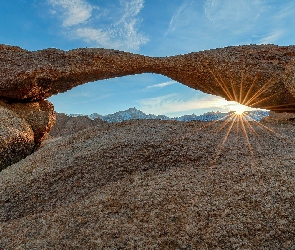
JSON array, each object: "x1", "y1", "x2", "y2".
[
  {"x1": 157, "y1": 45, "x2": 295, "y2": 112},
  {"x1": 269, "y1": 110, "x2": 295, "y2": 120},
  {"x1": 49, "y1": 112, "x2": 108, "y2": 138},
  {"x1": 1, "y1": 44, "x2": 295, "y2": 112},
  {"x1": 0, "y1": 44, "x2": 152, "y2": 101},
  {"x1": 1, "y1": 100, "x2": 56, "y2": 145},
  {"x1": 1, "y1": 43, "x2": 295, "y2": 168},
  {"x1": 0, "y1": 106, "x2": 35, "y2": 170},
  {"x1": 0, "y1": 100, "x2": 55, "y2": 170},
  {"x1": 1, "y1": 120, "x2": 295, "y2": 248}
]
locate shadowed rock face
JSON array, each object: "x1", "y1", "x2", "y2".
[
  {"x1": 1, "y1": 44, "x2": 295, "y2": 112},
  {"x1": 48, "y1": 113, "x2": 108, "y2": 138}
]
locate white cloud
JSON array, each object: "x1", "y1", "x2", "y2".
[
  {"x1": 146, "y1": 81, "x2": 176, "y2": 89},
  {"x1": 137, "y1": 93, "x2": 227, "y2": 115},
  {"x1": 48, "y1": 0, "x2": 93, "y2": 27},
  {"x1": 165, "y1": 0, "x2": 192, "y2": 35},
  {"x1": 259, "y1": 30, "x2": 284, "y2": 45},
  {"x1": 204, "y1": 0, "x2": 264, "y2": 32},
  {"x1": 119, "y1": 0, "x2": 144, "y2": 21},
  {"x1": 75, "y1": 28, "x2": 118, "y2": 48},
  {"x1": 48, "y1": 0, "x2": 148, "y2": 51}
]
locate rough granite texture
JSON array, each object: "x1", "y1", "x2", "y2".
[
  {"x1": 0, "y1": 106, "x2": 35, "y2": 170},
  {"x1": 1, "y1": 44, "x2": 295, "y2": 112},
  {"x1": 1, "y1": 43, "x2": 295, "y2": 168},
  {"x1": 0, "y1": 100, "x2": 55, "y2": 170},
  {"x1": 0, "y1": 119, "x2": 295, "y2": 248},
  {"x1": 0, "y1": 100, "x2": 56, "y2": 145},
  {"x1": 1, "y1": 43, "x2": 295, "y2": 247},
  {"x1": 48, "y1": 112, "x2": 108, "y2": 138},
  {"x1": 268, "y1": 110, "x2": 295, "y2": 120}
]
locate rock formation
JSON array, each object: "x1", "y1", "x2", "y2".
[
  {"x1": 1, "y1": 119, "x2": 295, "y2": 248},
  {"x1": 1, "y1": 100, "x2": 56, "y2": 145},
  {"x1": 1, "y1": 44, "x2": 295, "y2": 112},
  {"x1": 261, "y1": 110, "x2": 295, "y2": 122},
  {"x1": 0, "y1": 105, "x2": 35, "y2": 170},
  {"x1": 49, "y1": 113, "x2": 108, "y2": 138},
  {"x1": 1, "y1": 43, "x2": 295, "y2": 169},
  {"x1": 0, "y1": 100, "x2": 55, "y2": 170}
]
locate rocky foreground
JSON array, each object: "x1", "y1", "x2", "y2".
[{"x1": 1, "y1": 118, "x2": 295, "y2": 249}]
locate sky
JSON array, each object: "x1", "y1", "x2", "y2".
[{"x1": 1, "y1": 0, "x2": 295, "y2": 117}]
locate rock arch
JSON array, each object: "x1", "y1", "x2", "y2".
[
  {"x1": 1, "y1": 44, "x2": 295, "y2": 169},
  {"x1": 1, "y1": 44, "x2": 295, "y2": 111}
]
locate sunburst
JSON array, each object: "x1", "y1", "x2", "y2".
[
  {"x1": 230, "y1": 103, "x2": 248, "y2": 115},
  {"x1": 191, "y1": 67, "x2": 295, "y2": 166}
]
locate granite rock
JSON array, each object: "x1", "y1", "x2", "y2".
[
  {"x1": 1, "y1": 100, "x2": 56, "y2": 146},
  {"x1": 0, "y1": 100, "x2": 55, "y2": 169},
  {"x1": 49, "y1": 112, "x2": 107, "y2": 138},
  {"x1": 1, "y1": 120, "x2": 295, "y2": 248},
  {"x1": 0, "y1": 106, "x2": 35, "y2": 170},
  {"x1": 1, "y1": 44, "x2": 295, "y2": 112}
]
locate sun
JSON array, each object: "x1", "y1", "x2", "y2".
[
  {"x1": 230, "y1": 102, "x2": 248, "y2": 115},
  {"x1": 234, "y1": 104, "x2": 247, "y2": 115}
]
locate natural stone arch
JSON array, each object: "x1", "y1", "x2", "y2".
[
  {"x1": 1, "y1": 43, "x2": 295, "y2": 169},
  {"x1": 1, "y1": 44, "x2": 295, "y2": 112}
]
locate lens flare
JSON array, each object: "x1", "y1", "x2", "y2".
[
  {"x1": 217, "y1": 101, "x2": 250, "y2": 115},
  {"x1": 232, "y1": 103, "x2": 247, "y2": 115}
]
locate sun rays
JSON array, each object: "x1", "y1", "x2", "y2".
[
  {"x1": 190, "y1": 68, "x2": 295, "y2": 166},
  {"x1": 230, "y1": 103, "x2": 248, "y2": 115}
]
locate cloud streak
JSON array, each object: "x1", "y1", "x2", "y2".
[
  {"x1": 48, "y1": 0, "x2": 148, "y2": 51},
  {"x1": 146, "y1": 81, "x2": 176, "y2": 89},
  {"x1": 137, "y1": 93, "x2": 229, "y2": 116},
  {"x1": 165, "y1": 0, "x2": 192, "y2": 36},
  {"x1": 259, "y1": 31, "x2": 284, "y2": 45},
  {"x1": 48, "y1": 0, "x2": 93, "y2": 27},
  {"x1": 161, "y1": 0, "x2": 295, "y2": 54}
]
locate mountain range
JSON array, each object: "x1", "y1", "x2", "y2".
[{"x1": 69, "y1": 107, "x2": 269, "y2": 123}]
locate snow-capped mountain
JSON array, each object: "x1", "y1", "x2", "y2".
[
  {"x1": 74, "y1": 107, "x2": 269, "y2": 123},
  {"x1": 100, "y1": 108, "x2": 170, "y2": 123}
]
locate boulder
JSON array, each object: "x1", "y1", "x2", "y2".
[
  {"x1": 0, "y1": 100, "x2": 56, "y2": 146},
  {"x1": 0, "y1": 106, "x2": 35, "y2": 170},
  {"x1": 261, "y1": 110, "x2": 295, "y2": 122},
  {"x1": 1, "y1": 120, "x2": 295, "y2": 248},
  {"x1": 1, "y1": 44, "x2": 295, "y2": 112},
  {"x1": 49, "y1": 112, "x2": 107, "y2": 138},
  {"x1": 0, "y1": 100, "x2": 55, "y2": 170}
]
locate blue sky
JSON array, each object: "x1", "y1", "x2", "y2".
[{"x1": 1, "y1": 0, "x2": 295, "y2": 116}]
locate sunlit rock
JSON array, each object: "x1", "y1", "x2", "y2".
[
  {"x1": 1, "y1": 44, "x2": 295, "y2": 112},
  {"x1": 261, "y1": 110, "x2": 295, "y2": 122},
  {"x1": 0, "y1": 100, "x2": 55, "y2": 170},
  {"x1": 0, "y1": 106, "x2": 34, "y2": 170},
  {"x1": 1, "y1": 43, "x2": 295, "y2": 168}
]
